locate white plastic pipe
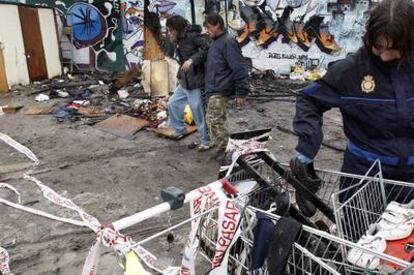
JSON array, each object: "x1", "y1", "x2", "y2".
[{"x1": 112, "y1": 180, "x2": 223, "y2": 231}]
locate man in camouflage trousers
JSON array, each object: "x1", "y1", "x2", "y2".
[
  {"x1": 203, "y1": 13, "x2": 249, "y2": 162},
  {"x1": 206, "y1": 95, "x2": 228, "y2": 150}
]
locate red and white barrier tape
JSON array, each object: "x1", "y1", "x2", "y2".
[
  {"x1": 181, "y1": 179, "x2": 241, "y2": 275},
  {"x1": 23, "y1": 174, "x2": 101, "y2": 232},
  {"x1": 0, "y1": 183, "x2": 21, "y2": 203},
  {"x1": 0, "y1": 132, "x2": 250, "y2": 274},
  {"x1": 0, "y1": 247, "x2": 12, "y2": 275},
  {"x1": 0, "y1": 133, "x2": 39, "y2": 165},
  {"x1": 224, "y1": 133, "x2": 270, "y2": 177}
]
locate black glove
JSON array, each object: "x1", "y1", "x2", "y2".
[{"x1": 290, "y1": 157, "x2": 322, "y2": 217}]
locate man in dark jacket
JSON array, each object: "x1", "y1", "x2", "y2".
[
  {"x1": 203, "y1": 13, "x2": 249, "y2": 161},
  {"x1": 290, "y1": 0, "x2": 414, "y2": 217},
  {"x1": 166, "y1": 15, "x2": 212, "y2": 150}
]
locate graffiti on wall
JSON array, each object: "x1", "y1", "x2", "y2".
[
  {"x1": 8, "y1": 0, "x2": 376, "y2": 73},
  {"x1": 216, "y1": 0, "x2": 375, "y2": 73},
  {"x1": 9, "y1": 0, "x2": 124, "y2": 72},
  {"x1": 121, "y1": 0, "x2": 204, "y2": 68},
  {"x1": 120, "y1": 0, "x2": 145, "y2": 69},
  {"x1": 135, "y1": 0, "x2": 374, "y2": 73}
]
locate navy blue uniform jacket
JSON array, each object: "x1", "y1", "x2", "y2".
[
  {"x1": 205, "y1": 32, "x2": 249, "y2": 97},
  {"x1": 294, "y1": 48, "x2": 414, "y2": 173}
]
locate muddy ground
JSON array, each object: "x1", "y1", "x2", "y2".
[{"x1": 0, "y1": 80, "x2": 345, "y2": 275}]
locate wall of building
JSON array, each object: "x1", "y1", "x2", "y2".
[
  {"x1": 4, "y1": 0, "x2": 125, "y2": 72},
  {"x1": 0, "y1": 4, "x2": 30, "y2": 86},
  {"x1": 134, "y1": 0, "x2": 375, "y2": 74},
  {"x1": 2, "y1": 0, "x2": 376, "y2": 73},
  {"x1": 228, "y1": 0, "x2": 375, "y2": 74}
]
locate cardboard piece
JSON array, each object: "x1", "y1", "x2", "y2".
[
  {"x1": 78, "y1": 106, "x2": 105, "y2": 117},
  {"x1": 150, "y1": 60, "x2": 169, "y2": 97},
  {"x1": 154, "y1": 125, "x2": 197, "y2": 140},
  {"x1": 94, "y1": 114, "x2": 150, "y2": 139},
  {"x1": 23, "y1": 106, "x2": 54, "y2": 115},
  {"x1": 165, "y1": 57, "x2": 179, "y2": 94}
]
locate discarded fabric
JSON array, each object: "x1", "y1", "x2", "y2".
[
  {"x1": 53, "y1": 108, "x2": 73, "y2": 121},
  {"x1": 57, "y1": 90, "x2": 70, "y2": 98},
  {"x1": 156, "y1": 110, "x2": 167, "y2": 120},
  {"x1": 35, "y1": 94, "x2": 50, "y2": 102},
  {"x1": 267, "y1": 217, "x2": 302, "y2": 275},
  {"x1": 118, "y1": 89, "x2": 129, "y2": 99}
]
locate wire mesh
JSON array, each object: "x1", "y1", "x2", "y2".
[{"x1": 197, "y1": 204, "x2": 411, "y2": 274}]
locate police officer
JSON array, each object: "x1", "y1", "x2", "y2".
[{"x1": 290, "y1": 0, "x2": 414, "y2": 213}]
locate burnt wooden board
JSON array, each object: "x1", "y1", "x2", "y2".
[
  {"x1": 154, "y1": 125, "x2": 197, "y2": 140},
  {"x1": 0, "y1": 48, "x2": 8, "y2": 92}
]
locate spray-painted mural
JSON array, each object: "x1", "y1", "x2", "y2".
[
  {"x1": 225, "y1": 0, "x2": 376, "y2": 73},
  {"x1": 120, "y1": 0, "x2": 145, "y2": 69},
  {"x1": 6, "y1": 0, "x2": 376, "y2": 73},
  {"x1": 6, "y1": 0, "x2": 124, "y2": 72},
  {"x1": 121, "y1": 0, "x2": 204, "y2": 68},
  {"x1": 134, "y1": 0, "x2": 374, "y2": 73}
]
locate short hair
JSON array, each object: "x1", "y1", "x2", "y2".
[
  {"x1": 166, "y1": 15, "x2": 189, "y2": 36},
  {"x1": 203, "y1": 13, "x2": 225, "y2": 30},
  {"x1": 364, "y1": 0, "x2": 414, "y2": 61}
]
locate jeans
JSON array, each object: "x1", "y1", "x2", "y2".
[{"x1": 168, "y1": 85, "x2": 210, "y2": 146}]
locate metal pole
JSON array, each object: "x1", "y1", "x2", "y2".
[
  {"x1": 190, "y1": 0, "x2": 196, "y2": 24},
  {"x1": 224, "y1": 0, "x2": 229, "y2": 30},
  {"x1": 112, "y1": 180, "x2": 223, "y2": 231}
]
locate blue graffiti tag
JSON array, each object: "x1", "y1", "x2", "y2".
[{"x1": 66, "y1": 3, "x2": 107, "y2": 47}]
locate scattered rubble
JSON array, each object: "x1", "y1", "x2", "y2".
[
  {"x1": 248, "y1": 75, "x2": 308, "y2": 103},
  {"x1": 2, "y1": 68, "x2": 174, "y2": 138}
]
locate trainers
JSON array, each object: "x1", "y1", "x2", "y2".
[
  {"x1": 211, "y1": 148, "x2": 226, "y2": 160},
  {"x1": 198, "y1": 143, "x2": 214, "y2": 152},
  {"x1": 187, "y1": 142, "x2": 198, "y2": 149},
  {"x1": 170, "y1": 131, "x2": 187, "y2": 140}
]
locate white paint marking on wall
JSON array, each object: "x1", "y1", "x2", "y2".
[
  {"x1": 0, "y1": 4, "x2": 30, "y2": 86},
  {"x1": 104, "y1": 2, "x2": 113, "y2": 16},
  {"x1": 38, "y1": 8, "x2": 62, "y2": 79},
  {"x1": 55, "y1": 1, "x2": 66, "y2": 9}
]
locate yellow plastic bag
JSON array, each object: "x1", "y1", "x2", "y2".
[
  {"x1": 184, "y1": 104, "x2": 194, "y2": 125},
  {"x1": 124, "y1": 250, "x2": 150, "y2": 275}
]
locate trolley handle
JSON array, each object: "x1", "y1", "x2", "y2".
[
  {"x1": 236, "y1": 157, "x2": 316, "y2": 228},
  {"x1": 257, "y1": 151, "x2": 336, "y2": 222}
]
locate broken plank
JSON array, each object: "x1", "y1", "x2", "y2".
[
  {"x1": 153, "y1": 125, "x2": 197, "y2": 140},
  {"x1": 28, "y1": 87, "x2": 50, "y2": 95},
  {"x1": 1, "y1": 105, "x2": 24, "y2": 113},
  {"x1": 50, "y1": 80, "x2": 97, "y2": 89}
]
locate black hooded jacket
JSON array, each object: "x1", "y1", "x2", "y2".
[{"x1": 174, "y1": 25, "x2": 209, "y2": 90}]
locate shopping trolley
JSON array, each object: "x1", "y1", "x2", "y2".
[
  {"x1": 109, "y1": 162, "x2": 412, "y2": 274},
  {"x1": 197, "y1": 203, "x2": 413, "y2": 275},
  {"x1": 332, "y1": 160, "x2": 414, "y2": 242},
  {"x1": 108, "y1": 129, "x2": 414, "y2": 274},
  {"x1": 220, "y1": 128, "x2": 338, "y2": 228}
]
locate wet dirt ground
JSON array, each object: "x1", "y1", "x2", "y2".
[{"x1": 0, "y1": 82, "x2": 345, "y2": 275}]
